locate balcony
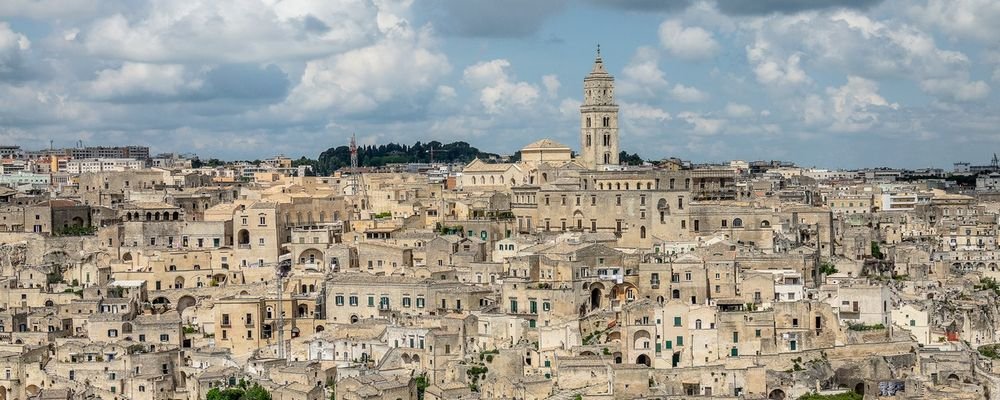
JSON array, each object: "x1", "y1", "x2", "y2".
[{"x1": 237, "y1": 244, "x2": 251, "y2": 250}]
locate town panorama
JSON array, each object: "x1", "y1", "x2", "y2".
[{"x1": 2, "y1": 2, "x2": 1000, "y2": 400}]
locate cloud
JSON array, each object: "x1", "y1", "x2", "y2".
[
  {"x1": 622, "y1": 102, "x2": 671, "y2": 121},
  {"x1": 280, "y1": 24, "x2": 451, "y2": 117},
  {"x1": 618, "y1": 46, "x2": 669, "y2": 98},
  {"x1": 88, "y1": 62, "x2": 202, "y2": 99},
  {"x1": 920, "y1": 76, "x2": 990, "y2": 102},
  {"x1": 725, "y1": 103, "x2": 754, "y2": 118},
  {"x1": 714, "y1": 0, "x2": 884, "y2": 15},
  {"x1": 658, "y1": 20, "x2": 720, "y2": 60},
  {"x1": 590, "y1": 0, "x2": 883, "y2": 15},
  {"x1": 587, "y1": 0, "x2": 693, "y2": 12},
  {"x1": 462, "y1": 59, "x2": 540, "y2": 114},
  {"x1": 746, "y1": 39, "x2": 810, "y2": 87},
  {"x1": 907, "y1": 0, "x2": 1000, "y2": 42},
  {"x1": 0, "y1": 23, "x2": 35, "y2": 81},
  {"x1": 677, "y1": 111, "x2": 725, "y2": 135},
  {"x1": 743, "y1": 9, "x2": 976, "y2": 96},
  {"x1": 542, "y1": 75, "x2": 561, "y2": 98},
  {"x1": 670, "y1": 84, "x2": 709, "y2": 102},
  {"x1": 81, "y1": 0, "x2": 385, "y2": 63},
  {"x1": 805, "y1": 76, "x2": 899, "y2": 132},
  {"x1": 418, "y1": 0, "x2": 567, "y2": 37}
]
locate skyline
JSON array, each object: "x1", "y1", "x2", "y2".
[{"x1": 1, "y1": 0, "x2": 999, "y2": 168}]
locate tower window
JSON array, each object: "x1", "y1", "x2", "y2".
[
  {"x1": 586, "y1": 135, "x2": 591, "y2": 147},
  {"x1": 586, "y1": 117, "x2": 591, "y2": 128},
  {"x1": 603, "y1": 117, "x2": 610, "y2": 127}
]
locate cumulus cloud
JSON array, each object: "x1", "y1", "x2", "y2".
[
  {"x1": 280, "y1": 24, "x2": 450, "y2": 116},
  {"x1": 805, "y1": 76, "x2": 899, "y2": 132},
  {"x1": 746, "y1": 39, "x2": 810, "y2": 87},
  {"x1": 462, "y1": 59, "x2": 540, "y2": 114},
  {"x1": 589, "y1": 0, "x2": 883, "y2": 15},
  {"x1": 542, "y1": 75, "x2": 561, "y2": 97},
  {"x1": 670, "y1": 84, "x2": 709, "y2": 102},
  {"x1": 907, "y1": 0, "x2": 1000, "y2": 42},
  {"x1": 920, "y1": 77, "x2": 990, "y2": 102},
  {"x1": 725, "y1": 103, "x2": 754, "y2": 118},
  {"x1": 715, "y1": 0, "x2": 884, "y2": 15},
  {"x1": 418, "y1": 0, "x2": 567, "y2": 37},
  {"x1": 0, "y1": 23, "x2": 34, "y2": 81},
  {"x1": 658, "y1": 20, "x2": 720, "y2": 60},
  {"x1": 81, "y1": 0, "x2": 385, "y2": 63},
  {"x1": 88, "y1": 62, "x2": 202, "y2": 99},
  {"x1": 622, "y1": 102, "x2": 671, "y2": 121},
  {"x1": 677, "y1": 111, "x2": 725, "y2": 135},
  {"x1": 618, "y1": 46, "x2": 669, "y2": 98}
]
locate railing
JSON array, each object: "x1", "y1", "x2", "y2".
[{"x1": 237, "y1": 244, "x2": 251, "y2": 249}]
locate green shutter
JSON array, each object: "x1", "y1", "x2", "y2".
[
  {"x1": 665, "y1": 340, "x2": 672, "y2": 349},
  {"x1": 676, "y1": 336, "x2": 683, "y2": 346}
]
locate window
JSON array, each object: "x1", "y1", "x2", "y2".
[
  {"x1": 159, "y1": 334, "x2": 169, "y2": 342},
  {"x1": 755, "y1": 329, "x2": 761, "y2": 338},
  {"x1": 674, "y1": 317, "x2": 682, "y2": 327},
  {"x1": 108, "y1": 329, "x2": 118, "y2": 337},
  {"x1": 222, "y1": 314, "x2": 231, "y2": 326},
  {"x1": 403, "y1": 297, "x2": 411, "y2": 307},
  {"x1": 542, "y1": 302, "x2": 551, "y2": 311},
  {"x1": 732, "y1": 332, "x2": 739, "y2": 343},
  {"x1": 335, "y1": 296, "x2": 344, "y2": 306},
  {"x1": 676, "y1": 336, "x2": 683, "y2": 346},
  {"x1": 259, "y1": 216, "x2": 266, "y2": 225},
  {"x1": 368, "y1": 296, "x2": 375, "y2": 307},
  {"x1": 416, "y1": 298, "x2": 425, "y2": 308},
  {"x1": 349, "y1": 296, "x2": 358, "y2": 306},
  {"x1": 510, "y1": 299, "x2": 519, "y2": 313}
]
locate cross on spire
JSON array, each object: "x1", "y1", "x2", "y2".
[{"x1": 596, "y1": 44, "x2": 601, "y2": 57}]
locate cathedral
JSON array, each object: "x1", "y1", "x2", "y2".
[{"x1": 460, "y1": 48, "x2": 622, "y2": 191}]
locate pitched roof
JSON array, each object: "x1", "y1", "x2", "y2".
[{"x1": 522, "y1": 139, "x2": 570, "y2": 150}]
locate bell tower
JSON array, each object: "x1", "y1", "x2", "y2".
[{"x1": 580, "y1": 45, "x2": 619, "y2": 170}]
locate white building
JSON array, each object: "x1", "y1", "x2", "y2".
[
  {"x1": 891, "y1": 304, "x2": 931, "y2": 346},
  {"x1": 66, "y1": 158, "x2": 144, "y2": 173}
]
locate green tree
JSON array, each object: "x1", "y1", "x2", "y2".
[
  {"x1": 618, "y1": 151, "x2": 644, "y2": 166},
  {"x1": 205, "y1": 387, "x2": 244, "y2": 400},
  {"x1": 415, "y1": 374, "x2": 429, "y2": 400},
  {"x1": 870, "y1": 241, "x2": 883, "y2": 260},
  {"x1": 243, "y1": 384, "x2": 272, "y2": 400}
]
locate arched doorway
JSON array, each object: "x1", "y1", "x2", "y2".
[
  {"x1": 590, "y1": 288, "x2": 601, "y2": 309},
  {"x1": 768, "y1": 389, "x2": 786, "y2": 400},
  {"x1": 174, "y1": 276, "x2": 185, "y2": 289},
  {"x1": 855, "y1": 382, "x2": 866, "y2": 395},
  {"x1": 237, "y1": 230, "x2": 250, "y2": 246},
  {"x1": 636, "y1": 354, "x2": 650, "y2": 367}
]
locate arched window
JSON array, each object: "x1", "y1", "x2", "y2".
[
  {"x1": 640, "y1": 226, "x2": 646, "y2": 239},
  {"x1": 695, "y1": 319, "x2": 702, "y2": 329},
  {"x1": 733, "y1": 218, "x2": 743, "y2": 228}
]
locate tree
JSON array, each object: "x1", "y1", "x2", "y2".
[
  {"x1": 870, "y1": 241, "x2": 883, "y2": 260},
  {"x1": 618, "y1": 151, "x2": 644, "y2": 166},
  {"x1": 243, "y1": 384, "x2": 272, "y2": 400}
]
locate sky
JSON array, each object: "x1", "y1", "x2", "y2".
[{"x1": 0, "y1": 0, "x2": 998, "y2": 168}]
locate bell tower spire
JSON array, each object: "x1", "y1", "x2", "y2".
[{"x1": 579, "y1": 46, "x2": 619, "y2": 170}]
